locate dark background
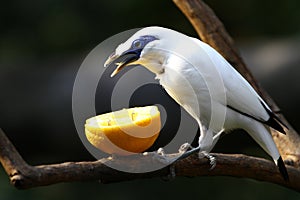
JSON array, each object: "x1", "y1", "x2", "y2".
[{"x1": 1, "y1": 0, "x2": 300, "y2": 199}]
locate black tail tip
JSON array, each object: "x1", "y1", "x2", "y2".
[{"x1": 277, "y1": 157, "x2": 289, "y2": 181}]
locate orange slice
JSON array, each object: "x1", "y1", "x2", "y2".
[{"x1": 85, "y1": 106, "x2": 161, "y2": 155}]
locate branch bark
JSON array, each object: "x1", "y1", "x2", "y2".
[
  {"x1": 173, "y1": 0, "x2": 300, "y2": 167},
  {"x1": 1, "y1": 129, "x2": 300, "y2": 191},
  {"x1": 1, "y1": 0, "x2": 300, "y2": 192}
]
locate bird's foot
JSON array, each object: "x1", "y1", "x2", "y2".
[
  {"x1": 178, "y1": 142, "x2": 193, "y2": 153},
  {"x1": 152, "y1": 148, "x2": 177, "y2": 181},
  {"x1": 153, "y1": 144, "x2": 216, "y2": 181},
  {"x1": 157, "y1": 147, "x2": 166, "y2": 156},
  {"x1": 152, "y1": 147, "x2": 175, "y2": 165},
  {"x1": 199, "y1": 151, "x2": 216, "y2": 170},
  {"x1": 176, "y1": 144, "x2": 201, "y2": 161},
  {"x1": 176, "y1": 143, "x2": 217, "y2": 170}
]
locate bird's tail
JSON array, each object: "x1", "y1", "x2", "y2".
[
  {"x1": 275, "y1": 156, "x2": 289, "y2": 181},
  {"x1": 245, "y1": 121, "x2": 289, "y2": 181}
]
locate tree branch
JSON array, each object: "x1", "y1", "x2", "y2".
[
  {"x1": 172, "y1": 0, "x2": 300, "y2": 167},
  {"x1": 1, "y1": 129, "x2": 300, "y2": 191}
]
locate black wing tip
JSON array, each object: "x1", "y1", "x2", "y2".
[
  {"x1": 260, "y1": 101, "x2": 288, "y2": 134},
  {"x1": 277, "y1": 156, "x2": 289, "y2": 181},
  {"x1": 266, "y1": 117, "x2": 286, "y2": 134}
]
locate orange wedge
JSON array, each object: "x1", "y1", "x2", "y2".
[{"x1": 85, "y1": 106, "x2": 161, "y2": 155}]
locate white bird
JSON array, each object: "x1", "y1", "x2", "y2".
[{"x1": 104, "y1": 26, "x2": 288, "y2": 180}]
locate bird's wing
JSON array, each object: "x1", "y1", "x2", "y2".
[{"x1": 191, "y1": 38, "x2": 286, "y2": 133}]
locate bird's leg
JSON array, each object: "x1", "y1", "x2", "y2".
[
  {"x1": 176, "y1": 127, "x2": 224, "y2": 170},
  {"x1": 175, "y1": 121, "x2": 209, "y2": 160},
  {"x1": 155, "y1": 125, "x2": 224, "y2": 179},
  {"x1": 213, "y1": 129, "x2": 224, "y2": 141},
  {"x1": 197, "y1": 128, "x2": 224, "y2": 169}
]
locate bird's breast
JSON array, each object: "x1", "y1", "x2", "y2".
[{"x1": 157, "y1": 64, "x2": 213, "y2": 127}]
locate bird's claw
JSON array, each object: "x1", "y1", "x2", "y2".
[
  {"x1": 157, "y1": 147, "x2": 165, "y2": 156},
  {"x1": 178, "y1": 142, "x2": 192, "y2": 153},
  {"x1": 154, "y1": 144, "x2": 216, "y2": 181},
  {"x1": 176, "y1": 144, "x2": 217, "y2": 170},
  {"x1": 176, "y1": 145, "x2": 201, "y2": 160},
  {"x1": 201, "y1": 152, "x2": 216, "y2": 170},
  {"x1": 153, "y1": 147, "x2": 175, "y2": 165},
  {"x1": 153, "y1": 148, "x2": 177, "y2": 181}
]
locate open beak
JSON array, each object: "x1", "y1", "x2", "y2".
[{"x1": 104, "y1": 50, "x2": 140, "y2": 77}]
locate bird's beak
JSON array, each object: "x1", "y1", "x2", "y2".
[{"x1": 104, "y1": 49, "x2": 141, "y2": 77}]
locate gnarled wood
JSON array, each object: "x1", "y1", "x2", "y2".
[{"x1": 1, "y1": 129, "x2": 300, "y2": 190}]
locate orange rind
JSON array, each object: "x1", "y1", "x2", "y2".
[{"x1": 85, "y1": 106, "x2": 161, "y2": 155}]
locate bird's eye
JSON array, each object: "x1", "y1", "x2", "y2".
[{"x1": 133, "y1": 40, "x2": 142, "y2": 48}]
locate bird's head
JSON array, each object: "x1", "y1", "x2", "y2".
[{"x1": 104, "y1": 27, "x2": 176, "y2": 77}]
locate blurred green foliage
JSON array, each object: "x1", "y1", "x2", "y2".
[
  {"x1": 209, "y1": 0, "x2": 300, "y2": 37},
  {"x1": 1, "y1": 0, "x2": 300, "y2": 65},
  {"x1": 0, "y1": 0, "x2": 192, "y2": 65}
]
